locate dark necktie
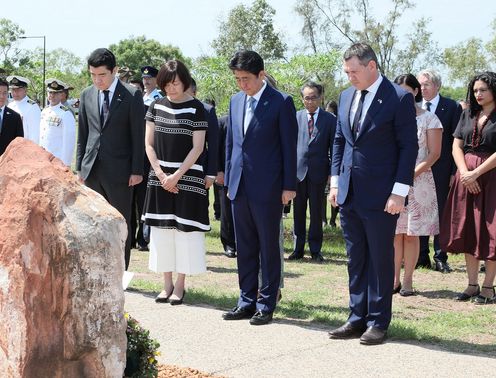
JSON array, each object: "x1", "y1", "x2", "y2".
[
  {"x1": 100, "y1": 90, "x2": 110, "y2": 125},
  {"x1": 425, "y1": 101, "x2": 431, "y2": 112},
  {"x1": 308, "y1": 112, "x2": 315, "y2": 137},
  {"x1": 352, "y1": 90, "x2": 368, "y2": 138},
  {"x1": 0, "y1": 108, "x2": 3, "y2": 133}
]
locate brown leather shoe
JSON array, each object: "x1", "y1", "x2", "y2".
[
  {"x1": 359, "y1": 326, "x2": 387, "y2": 345},
  {"x1": 328, "y1": 322, "x2": 365, "y2": 339}
]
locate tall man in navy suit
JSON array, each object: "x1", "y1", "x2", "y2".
[
  {"x1": 417, "y1": 70, "x2": 462, "y2": 273},
  {"x1": 328, "y1": 43, "x2": 418, "y2": 344},
  {"x1": 288, "y1": 81, "x2": 336, "y2": 262},
  {"x1": 223, "y1": 50, "x2": 297, "y2": 325}
]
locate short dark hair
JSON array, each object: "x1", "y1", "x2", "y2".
[
  {"x1": 467, "y1": 71, "x2": 496, "y2": 118},
  {"x1": 87, "y1": 48, "x2": 116, "y2": 71},
  {"x1": 130, "y1": 78, "x2": 144, "y2": 92},
  {"x1": 394, "y1": 74, "x2": 423, "y2": 102},
  {"x1": 343, "y1": 43, "x2": 379, "y2": 68},
  {"x1": 156, "y1": 60, "x2": 192, "y2": 93},
  {"x1": 228, "y1": 50, "x2": 264, "y2": 76},
  {"x1": 0, "y1": 78, "x2": 8, "y2": 89},
  {"x1": 301, "y1": 81, "x2": 323, "y2": 97},
  {"x1": 325, "y1": 100, "x2": 337, "y2": 114}
]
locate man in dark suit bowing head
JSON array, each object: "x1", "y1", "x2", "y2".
[
  {"x1": 0, "y1": 78, "x2": 24, "y2": 155},
  {"x1": 288, "y1": 81, "x2": 336, "y2": 262},
  {"x1": 76, "y1": 48, "x2": 145, "y2": 270},
  {"x1": 417, "y1": 69, "x2": 462, "y2": 273},
  {"x1": 223, "y1": 50, "x2": 297, "y2": 325},
  {"x1": 328, "y1": 43, "x2": 418, "y2": 344}
]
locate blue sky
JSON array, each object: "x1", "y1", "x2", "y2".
[{"x1": 4, "y1": 0, "x2": 495, "y2": 60}]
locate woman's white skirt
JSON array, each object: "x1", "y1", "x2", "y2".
[{"x1": 148, "y1": 227, "x2": 206, "y2": 275}]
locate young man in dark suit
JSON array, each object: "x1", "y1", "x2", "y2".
[
  {"x1": 223, "y1": 50, "x2": 297, "y2": 325},
  {"x1": 328, "y1": 43, "x2": 418, "y2": 344},
  {"x1": 0, "y1": 78, "x2": 23, "y2": 155},
  {"x1": 76, "y1": 48, "x2": 145, "y2": 270},
  {"x1": 289, "y1": 81, "x2": 336, "y2": 262},
  {"x1": 417, "y1": 69, "x2": 462, "y2": 273}
]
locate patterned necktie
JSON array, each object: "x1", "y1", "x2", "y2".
[
  {"x1": 425, "y1": 101, "x2": 431, "y2": 112},
  {"x1": 243, "y1": 96, "x2": 256, "y2": 135},
  {"x1": 352, "y1": 90, "x2": 368, "y2": 138},
  {"x1": 100, "y1": 90, "x2": 110, "y2": 125},
  {"x1": 308, "y1": 113, "x2": 315, "y2": 137}
]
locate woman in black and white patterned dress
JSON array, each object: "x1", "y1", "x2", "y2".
[{"x1": 142, "y1": 60, "x2": 209, "y2": 305}]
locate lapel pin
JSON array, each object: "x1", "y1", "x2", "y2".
[
  {"x1": 263, "y1": 101, "x2": 268, "y2": 106},
  {"x1": 378, "y1": 99, "x2": 382, "y2": 104}
]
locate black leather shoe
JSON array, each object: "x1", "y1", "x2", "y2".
[
  {"x1": 155, "y1": 288, "x2": 174, "y2": 303},
  {"x1": 223, "y1": 248, "x2": 236, "y2": 258},
  {"x1": 434, "y1": 260, "x2": 452, "y2": 273},
  {"x1": 360, "y1": 326, "x2": 387, "y2": 345},
  {"x1": 328, "y1": 322, "x2": 365, "y2": 339},
  {"x1": 169, "y1": 290, "x2": 186, "y2": 305},
  {"x1": 287, "y1": 252, "x2": 304, "y2": 260},
  {"x1": 249, "y1": 310, "x2": 273, "y2": 325},
  {"x1": 138, "y1": 244, "x2": 149, "y2": 251},
  {"x1": 311, "y1": 253, "x2": 324, "y2": 262},
  {"x1": 222, "y1": 306, "x2": 255, "y2": 320}
]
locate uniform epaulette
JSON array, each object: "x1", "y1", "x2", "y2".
[
  {"x1": 153, "y1": 94, "x2": 160, "y2": 100},
  {"x1": 158, "y1": 90, "x2": 165, "y2": 97},
  {"x1": 60, "y1": 105, "x2": 69, "y2": 111},
  {"x1": 27, "y1": 99, "x2": 37, "y2": 105}
]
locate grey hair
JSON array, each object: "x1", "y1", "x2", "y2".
[{"x1": 418, "y1": 69, "x2": 442, "y2": 88}]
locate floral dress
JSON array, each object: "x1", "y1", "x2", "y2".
[{"x1": 396, "y1": 111, "x2": 442, "y2": 236}]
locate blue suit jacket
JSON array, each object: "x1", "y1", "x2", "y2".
[
  {"x1": 296, "y1": 108, "x2": 336, "y2": 184},
  {"x1": 331, "y1": 77, "x2": 418, "y2": 210},
  {"x1": 225, "y1": 84, "x2": 298, "y2": 204},
  {"x1": 201, "y1": 101, "x2": 219, "y2": 176}
]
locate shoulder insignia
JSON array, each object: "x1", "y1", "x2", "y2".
[
  {"x1": 60, "y1": 105, "x2": 69, "y2": 111},
  {"x1": 153, "y1": 94, "x2": 160, "y2": 100},
  {"x1": 27, "y1": 99, "x2": 37, "y2": 105}
]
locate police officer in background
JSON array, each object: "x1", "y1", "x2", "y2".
[
  {"x1": 39, "y1": 79, "x2": 76, "y2": 167},
  {"x1": 141, "y1": 66, "x2": 163, "y2": 108},
  {"x1": 60, "y1": 84, "x2": 77, "y2": 118},
  {"x1": 7, "y1": 75, "x2": 41, "y2": 144},
  {"x1": 118, "y1": 66, "x2": 133, "y2": 83}
]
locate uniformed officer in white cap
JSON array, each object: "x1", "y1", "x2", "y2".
[
  {"x1": 141, "y1": 66, "x2": 163, "y2": 109},
  {"x1": 7, "y1": 75, "x2": 41, "y2": 144},
  {"x1": 39, "y1": 78, "x2": 76, "y2": 167}
]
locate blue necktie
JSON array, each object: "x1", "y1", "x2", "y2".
[{"x1": 352, "y1": 90, "x2": 368, "y2": 138}]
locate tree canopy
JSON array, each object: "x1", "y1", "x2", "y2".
[{"x1": 211, "y1": 0, "x2": 287, "y2": 61}]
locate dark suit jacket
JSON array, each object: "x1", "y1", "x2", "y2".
[
  {"x1": 201, "y1": 101, "x2": 219, "y2": 177},
  {"x1": 0, "y1": 106, "x2": 24, "y2": 155},
  {"x1": 76, "y1": 80, "x2": 145, "y2": 182},
  {"x1": 218, "y1": 114, "x2": 228, "y2": 175},
  {"x1": 331, "y1": 77, "x2": 418, "y2": 210},
  {"x1": 433, "y1": 95, "x2": 462, "y2": 175},
  {"x1": 296, "y1": 108, "x2": 336, "y2": 184},
  {"x1": 225, "y1": 84, "x2": 298, "y2": 204}
]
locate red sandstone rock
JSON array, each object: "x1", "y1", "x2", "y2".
[{"x1": 0, "y1": 138, "x2": 127, "y2": 377}]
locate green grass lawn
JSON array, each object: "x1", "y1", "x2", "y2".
[{"x1": 128, "y1": 196, "x2": 496, "y2": 357}]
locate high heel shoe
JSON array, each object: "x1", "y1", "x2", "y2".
[
  {"x1": 169, "y1": 290, "x2": 186, "y2": 305},
  {"x1": 455, "y1": 284, "x2": 480, "y2": 301},
  {"x1": 473, "y1": 286, "x2": 496, "y2": 305},
  {"x1": 393, "y1": 283, "x2": 402, "y2": 295},
  {"x1": 155, "y1": 287, "x2": 174, "y2": 303}
]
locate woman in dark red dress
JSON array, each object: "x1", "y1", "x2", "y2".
[{"x1": 440, "y1": 71, "x2": 496, "y2": 304}]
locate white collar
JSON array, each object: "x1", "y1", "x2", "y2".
[{"x1": 247, "y1": 80, "x2": 267, "y2": 103}]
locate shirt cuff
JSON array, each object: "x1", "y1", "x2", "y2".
[
  {"x1": 330, "y1": 175, "x2": 339, "y2": 188},
  {"x1": 392, "y1": 182, "x2": 410, "y2": 197},
  {"x1": 207, "y1": 175, "x2": 216, "y2": 179}
]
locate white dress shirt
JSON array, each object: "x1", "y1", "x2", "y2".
[
  {"x1": 99, "y1": 76, "x2": 119, "y2": 112},
  {"x1": 244, "y1": 80, "x2": 267, "y2": 133},
  {"x1": 422, "y1": 93, "x2": 440, "y2": 113}
]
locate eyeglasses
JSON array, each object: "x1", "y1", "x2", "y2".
[{"x1": 303, "y1": 96, "x2": 320, "y2": 102}]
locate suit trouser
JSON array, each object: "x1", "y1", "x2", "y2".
[
  {"x1": 219, "y1": 186, "x2": 236, "y2": 251},
  {"x1": 419, "y1": 161, "x2": 451, "y2": 263},
  {"x1": 231, "y1": 181, "x2": 282, "y2": 313},
  {"x1": 131, "y1": 178, "x2": 148, "y2": 247},
  {"x1": 85, "y1": 160, "x2": 133, "y2": 270},
  {"x1": 339, "y1": 196, "x2": 398, "y2": 330},
  {"x1": 293, "y1": 176, "x2": 326, "y2": 255}
]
